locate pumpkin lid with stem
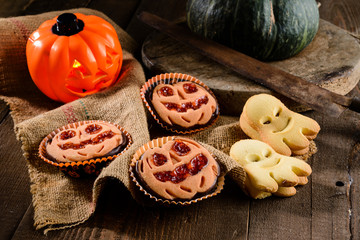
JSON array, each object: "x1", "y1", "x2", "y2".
[{"x1": 52, "y1": 13, "x2": 84, "y2": 36}]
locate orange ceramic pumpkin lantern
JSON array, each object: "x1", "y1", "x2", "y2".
[{"x1": 26, "y1": 13, "x2": 123, "y2": 103}]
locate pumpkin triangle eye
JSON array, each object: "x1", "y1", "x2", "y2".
[
  {"x1": 68, "y1": 59, "x2": 91, "y2": 79},
  {"x1": 105, "y1": 46, "x2": 120, "y2": 68},
  {"x1": 72, "y1": 59, "x2": 82, "y2": 68}
]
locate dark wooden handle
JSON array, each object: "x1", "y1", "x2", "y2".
[
  {"x1": 138, "y1": 11, "x2": 351, "y2": 118},
  {"x1": 348, "y1": 96, "x2": 360, "y2": 113}
]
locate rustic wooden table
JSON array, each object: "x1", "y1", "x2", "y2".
[{"x1": 0, "y1": 0, "x2": 359, "y2": 239}]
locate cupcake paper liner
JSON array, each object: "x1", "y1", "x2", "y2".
[
  {"x1": 129, "y1": 136, "x2": 225, "y2": 206},
  {"x1": 140, "y1": 73, "x2": 220, "y2": 134},
  {"x1": 39, "y1": 120, "x2": 132, "y2": 178}
]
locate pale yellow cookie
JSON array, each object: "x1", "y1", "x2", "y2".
[
  {"x1": 297, "y1": 176, "x2": 308, "y2": 185},
  {"x1": 240, "y1": 94, "x2": 320, "y2": 156},
  {"x1": 273, "y1": 177, "x2": 308, "y2": 197},
  {"x1": 243, "y1": 176, "x2": 298, "y2": 199},
  {"x1": 230, "y1": 139, "x2": 312, "y2": 198},
  {"x1": 273, "y1": 187, "x2": 297, "y2": 197},
  {"x1": 243, "y1": 175, "x2": 272, "y2": 199}
]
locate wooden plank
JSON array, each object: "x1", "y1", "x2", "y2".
[
  {"x1": 0, "y1": 115, "x2": 32, "y2": 240},
  {"x1": 318, "y1": 0, "x2": 360, "y2": 34},
  {"x1": 20, "y1": 0, "x2": 94, "y2": 16},
  {"x1": 248, "y1": 182, "x2": 312, "y2": 239},
  {"x1": 11, "y1": 206, "x2": 47, "y2": 240},
  {"x1": 310, "y1": 112, "x2": 352, "y2": 239},
  {"x1": 309, "y1": 111, "x2": 359, "y2": 239},
  {"x1": 87, "y1": 0, "x2": 141, "y2": 29},
  {"x1": 22, "y1": 0, "x2": 141, "y2": 30},
  {"x1": 12, "y1": 178, "x2": 250, "y2": 239},
  {"x1": 0, "y1": 0, "x2": 140, "y2": 31},
  {"x1": 246, "y1": 110, "x2": 359, "y2": 239},
  {"x1": 316, "y1": 1, "x2": 360, "y2": 237},
  {"x1": 125, "y1": 0, "x2": 187, "y2": 46},
  {"x1": 1, "y1": 0, "x2": 358, "y2": 239},
  {"x1": 347, "y1": 108, "x2": 360, "y2": 240},
  {"x1": 28, "y1": 0, "x2": 138, "y2": 29},
  {"x1": 0, "y1": 0, "x2": 31, "y2": 17},
  {"x1": 8, "y1": 111, "x2": 360, "y2": 240},
  {"x1": 350, "y1": 142, "x2": 360, "y2": 240},
  {"x1": 140, "y1": 19, "x2": 360, "y2": 116},
  {"x1": 119, "y1": 179, "x2": 249, "y2": 240},
  {"x1": 0, "y1": 99, "x2": 9, "y2": 123}
]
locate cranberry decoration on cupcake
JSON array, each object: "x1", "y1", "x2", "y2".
[
  {"x1": 141, "y1": 73, "x2": 220, "y2": 134},
  {"x1": 39, "y1": 120, "x2": 132, "y2": 177},
  {"x1": 130, "y1": 136, "x2": 224, "y2": 205}
]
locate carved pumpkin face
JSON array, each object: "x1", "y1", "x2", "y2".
[
  {"x1": 151, "y1": 81, "x2": 217, "y2": 128},
  {"x1": 26, "y1": 13, "x2": 123, "y2": 103},
  {"x1": 136, "y1": 138, "x2": 220, "y2": 200}
]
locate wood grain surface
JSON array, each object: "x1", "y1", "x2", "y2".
[
  {"x1": 0, "y1": 111, "x2": 31, "y2": 240},
  {"x1": 141, "y1": 19, "x2": 360, "y2": 115},
  {"x1": 318, "y1": 0, "x2": 360, "y2": 35},
  {"x1": 0, "y1": 0, "x2": 359, "y2": 239}
]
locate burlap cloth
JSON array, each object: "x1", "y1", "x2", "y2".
[{"x1": 0, "y1": 9, "x2": 246, "y2": 234}]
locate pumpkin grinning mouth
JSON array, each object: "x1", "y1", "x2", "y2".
[{"x1": 65, "y1": 79, "x2": 111, "y2": 95}]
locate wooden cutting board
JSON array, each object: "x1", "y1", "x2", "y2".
[{"x1": 142, "y1": 19, "x2": 360, "y2": 115}]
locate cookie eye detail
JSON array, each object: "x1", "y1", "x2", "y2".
[
  {"x1": 172, "y1": 140, "x2": 191, "y2": 156},
  {"x1": 85, "y1": 124, "x2": 102, "y2": 134},
  {"x1": 263, "y1": 149, "x2": 272, "y2": 158},
  {"x1": 261, "y1": 117, "x2": 272, "y2": 125},
  {"x1": 152, "y1": 153, "x2": 168, "y2": 166},
  {"x1": 274, "y1": 107, "x2": 282, "y2": 117},
  {"x1": 246, "y1": 154, "x2": 261, "y2": 162},
  {"x1": 183, "y1": 83, "x2": 198, "y2": 93},
  {"x1": 60, "y1": 130, "x2": 76, "y2": 140},
  {"x1": 159, "y1": 86, "x2": 174, "y2": 96}
]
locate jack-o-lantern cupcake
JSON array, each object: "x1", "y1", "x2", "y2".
[
  {"x1": 141, "y1": 73, "x2": 220, "y2": 134},
  {"x1": 39, "y1": 120, "x2": 132, "y2": 177},
  {"x1": 130, "y1": 136, "x2": 224, "y2": 205}
]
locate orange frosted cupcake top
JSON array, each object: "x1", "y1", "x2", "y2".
[
  {"x1": 46, "y1": 121, "x2": 125, "y2": 162},
  {"x1": 136, "y1": 137, "x2": 220, "y2": 200}
]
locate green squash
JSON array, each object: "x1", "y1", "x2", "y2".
[{"x1": 186, "y1": 0, "x2": 319, "y2": 61}]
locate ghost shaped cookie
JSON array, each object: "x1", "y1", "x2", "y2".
[
  {"x1": 240, "y1": 94, "x2": 320, "y2": 156},
  {"x1": 230, "y1": 139, "x2": 312, "y2": 199},
  {"x1": 133, "y1": 137, "x2": 221, "y2": 201}
]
